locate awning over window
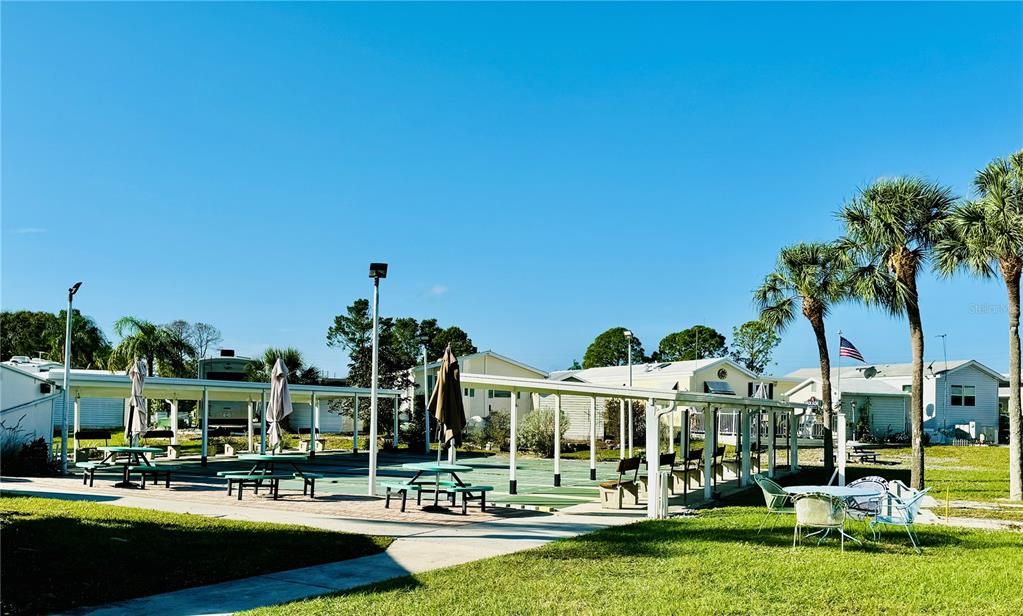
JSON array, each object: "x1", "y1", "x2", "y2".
[{"x1": 703, "y1": 380, "x2": 735, "y2": 395}]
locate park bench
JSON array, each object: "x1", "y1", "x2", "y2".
[
  {"x1": 599, "y1": 456, "x2": 642, "y2": 509},
  {"x1": 217, "y1": 470, "x2": 294, "y2": 500},
  {"x1": 847, "y1": 443, "x2": 878, "y2": 463},
  {"x1": 640, "y1": 452, "x2": 677, "y2": 496},
  {"x1": 299, "y1": 472, "x2": 323, "y2": 498},
  {"x1": 380, "y1": 480, "x2": 423, "y2": 512},
  {"x1": 76, "y1": 460, "x2": 113, "y2": 487},
  {"x1": 74, "y1": 429, "x2": 112, "y2": 461},
  {"x1": 449, "y1": 485, "x2": 493, "y2": 515},
  {"x1": 127, "y1": 464, "x2": 182, "y2": 489},
  {"x1": 297, "y1": 428, "x2": 325, "y2": 453}
]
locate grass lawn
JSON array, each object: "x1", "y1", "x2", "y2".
[
  {"x1": 0, "y1": 495, "x2": 392, "y2": 615},
  {"x1": 250, "y1": 507, "x2": 1023, "y2": 616}
]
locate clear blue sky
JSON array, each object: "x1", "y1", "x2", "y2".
[{"x1": 3, "y1": 2, "x2": 1021, "y2": 377}]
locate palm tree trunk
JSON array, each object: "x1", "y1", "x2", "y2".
[
  {"x1": 905, "y1": 276, "x2": 926, "y2": 491},
  {"x1": 807, "y1": 311, "x2": 834, "y2": 475},
  {"x1": 1002, "y1": 258, "x2": 1022, "y2": 501}
]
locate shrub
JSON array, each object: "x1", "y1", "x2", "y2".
[
  {"x1": 481, "y1": 410, "x2": 511, "y2": 450},
  {"x1": 518, "y1": 409, "x2": 569, "y2": 457},
  {"x1": 602, "y1": 399, "x2": 646, "y2": 444}
]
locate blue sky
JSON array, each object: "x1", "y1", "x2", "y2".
[{"x1": 3, "y1": 2, "x2": 1021, "y2": 377}]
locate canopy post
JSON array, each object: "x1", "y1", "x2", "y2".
[
  {"x1": 619, "y1": 399, "x2": 625, "y2": 460},
  {"x1": 667, "y1": 407, "x2": 675, "y2": 454},
  {"x1": 768, "y1": 408, "x2": 777, "y2": 478},
  {"x1": 310, "y1": 392, "x2": 318, "y2": 458},
  {"x1": 740, "y1": 407, "x2": 752, "y2": 486},
  {"x1": 353, "y1": 394, "x2": 360, "y2": 454},
  {"x1": 553, "y1": 393, "x2": 562, "y2": 486},
  {"x1": 628, "y1": 401, "x2": 634, "y2": 457},
  {"x1": 837, "y1": 409, "x2": 848, "y2": 486},
  {"x1": 201, "y1": 387, "x2": 209, "y2": 466},
  {"x1": 509, "y1": 389, "x2": 518, "y2": 494},
  {"x1": 682, "y1": 408, "x2": 690, "y2": 457},
  {"x1": 72, "y1": 394, "x2": 81, "y2": 455},
  {"x1": 645, "y1": 398, "x2": 659, "y2": 519},
  {"x1": 789, "y1": 410, "x2": 798, "y2": 471},
  {"x1": 170, "y1": 399, "x2": 179, "y2": 446},
  {"x1": 259, "y1": 390, "x2": 267, "y2": 454},
  {"x1": 703, "y1": 405, "x2": 713, "y2": 501},
  {"x1": 392, "y1": 395, "x2": 399, "y2": 449},
  {"x1": 589, "y1": 395, "x2": 597, "y2": 481},
  {"x1": 246, "y1": 401, "x2": 254, "y2": 452}
]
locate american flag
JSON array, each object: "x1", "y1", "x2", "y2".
[{"x1": 839, "y1": 336, "x2": 865, "y2": 362}]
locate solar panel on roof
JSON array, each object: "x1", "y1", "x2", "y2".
[{"x1": 704, "y1": 380, "x2": 735, "y2": 395}]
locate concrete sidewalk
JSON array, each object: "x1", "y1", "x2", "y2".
[{"x1": 67, "y1": 502, "x2": 641, "y2": 615}]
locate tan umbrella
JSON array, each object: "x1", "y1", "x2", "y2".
[
  {"x1": 125, "y1": 359, "x2": 147, "y2": 445},
  {"x1": 265, "y1": 358, "x2": 294, "y2": 452},
  {"x1": 428, "y1": 345, "x2": 466, "y2": 461}
]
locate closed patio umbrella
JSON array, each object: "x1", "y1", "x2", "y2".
[
  {"x1": 428, "y1": 345, "x2": 466, "y2": 462},
  {"x1": 265, "y1": 358, "x2": 294, "y2": 452},
  {"x1": 125, "y1": 359, "x2": 147, "y2": 446}
]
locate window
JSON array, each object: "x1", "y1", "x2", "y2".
[
  {"x1": 902, "y1": 385, "x2": 912, "y2": 393},
  {"x1": 951, "y1": 385, "x2": 975, "y2": 407},
  {"x1": 463, "y1": 388, "x2": 475, "y2": 397},
  {"x1": 488, "y1": 390, "x2": 511, "y2": 398}
]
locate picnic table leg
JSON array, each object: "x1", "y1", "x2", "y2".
[
  {"x1": 385, "y1": 487, "x2": 392, "y2": 509},
  {"x1": 401, "y1": 489, "x2": 408, "y2": 513},
  {"x1": 237, "y1": 481, "x2": 244, "y2": 501}
]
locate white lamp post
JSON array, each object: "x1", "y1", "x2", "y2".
[
  {"x1": 624, "y1": 329, "x2": 634, "y2": 456},
  {"x1": 422, "y1": 344, "x2": 430, "y2": 454},
  {"x1": 367, "y1": 262, "x2": 388, "y2": 496},
  {"x1": 60, "y1": 281, "x2": 82, "y2": 475}
]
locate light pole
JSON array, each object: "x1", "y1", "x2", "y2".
[
  {"x1": 624, "y1": 329, "x2": 634, "y2": 456},
  {"x1": 60, "y1": 281, "x2": 82, "y2": 475},
  {"x1": 367, "y1": 262, "x2": 388, "y2": 496},
  {"x1": 422, "y1": 344, "x2": 430, "y2": 454},
  {"x1": 937, "y1": 334, "x2": 948, "y2": 432}
]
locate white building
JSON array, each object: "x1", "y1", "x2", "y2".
[{"x1": 783, "y1": 359, "x2": 1005, "y2": 443}]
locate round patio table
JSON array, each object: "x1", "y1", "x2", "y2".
[
  {"x1": 784, "y1": 485, "x2": 882, "y2": 498},
  {"x1": 97, "y1": 446, "x2": 165, "y2": 488}
]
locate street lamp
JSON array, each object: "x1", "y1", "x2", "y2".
[
  {"x1": 624, "y1": 329, "x2": 634, "y2": 456},
  {"x1": 422, "y1": 344, "x2": 430, "y2": 454},
  {"x1": 60, "y1": 281, "x2": 82, "y2": 475},
  {"x1": 367, "y1": 263, "x2": 387, "y2": 496}
]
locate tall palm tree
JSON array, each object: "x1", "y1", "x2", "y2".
[
  {"x1": 754, "y1": 242, "x2": 849, "y2": 475},
  {"x1": 247, "y1": 346, "x2": 321, "y2": 384},
  {"x1": 935, "y1": 151, "x2": 1023, "y2": 500},
  {"x1": 839, "y1": 177, "x2": 956, "y2": 490},
  {"x1": 108, "y1": 316, "x2": 195, "y2": 376}
]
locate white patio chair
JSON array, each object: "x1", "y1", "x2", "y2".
[
  {"x1": 753, "y1": 473, "x2": 793, "y2": 533},
  {"x1": 870, "y1": 487, "x2": 931, "y2": 553},
  {"x1": 792, "y1": 492, "x2": 848, "y2": 552},
  {"x1": 846, "y1": 476, "x2": 890, "y2": 521}
]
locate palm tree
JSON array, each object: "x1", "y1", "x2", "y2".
[
  {"x1": 754, "y1": 242, "x2": 849, "y2": 475},
  {"x1": 935, "y1": 151, "x2": 1023, "y2": 500},
  {"x1": 108, "y1": 317, "x2": 195, "y2": 376},
  {"x1": 247, "y1": 346, "x2": 321, "y2": 384},
  {"x1": 839, "y1": 178, "x2": 956, "y2": 490}
]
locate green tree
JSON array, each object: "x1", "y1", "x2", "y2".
[
  {"x1": 432, "y1": 326, "x2": 477, "y2": 358},
  {"x1": 729, "y1": 320, "x2": 781, "y2": 375},
  {"x1": 839, "y1": 177, "x2": 956, "y2": 490},
  {"x1": 754, "y1": 242, "x2": 849, "y2": 476},
  {"x1": 1, "y1": 310, "x2": 111, "y2": 368},
  {"x1": 582, "y1": 327, "x2": 645, "y2": 369},
  {"x1": 657, "y1": 325, "x2": 727, "y2": 361},
  {"x1": 568, "y1": 359, "x2": 583, "y2": 370},
  {"x1": 936, "y1": 150, "x2": 1023, "y2": 500},
  {"x1": 418, "y1": 319, "x2": 444, "y2": 360},
  {"x1": 391, "y1": 317, "x2": 424, "y2": 368},
  {"x1": 108, "y1": 317, "x2": 195, "y2": 377},
  {"x1": 246, "y1": 346, "x2": 321, "y2": 384}
]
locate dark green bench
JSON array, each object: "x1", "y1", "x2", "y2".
[
  {"x1": 299, "y1": 472, "x2": 324, "y2": 498},
  {"x1": 75, "y1": 461, "x2": 113, "y2": 487},
  {"x1": 127, "y1": 464, "x2": 182, "y2": 489},
  {"x1": 449, "y1": 485, "x2": 494, "y2": 515},
  {"x1": 380, "y1": 481, "x2": 423, "y2": 512},
  {"x1": 217, "y1": 471, "x2": 295, "y2": 500}
]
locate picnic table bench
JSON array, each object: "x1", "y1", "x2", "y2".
[
  {"x1": 127, "y1": 464, "x2": 182, "y2": 489},
  {"x1": 76, "y1": 461, "x2": 112, "y2": 487},
  {"x1": 847, "y1": 443, "x2": 878, "y2": 463}
]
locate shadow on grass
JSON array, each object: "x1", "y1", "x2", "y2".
[{"x1": 0, "y1": 503, "x2": 388, "y2": 615}]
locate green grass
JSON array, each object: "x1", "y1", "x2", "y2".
[
  {"x1": 0, "y1": 495, "x2": 392, "y2": 615},
  {"x1": 250, "y1": 507, "x2": 1023, "y2": 615}
]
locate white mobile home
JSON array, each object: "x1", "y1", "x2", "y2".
[{"x1": 784, "y1": 359, "x2": 1004, "y2": 443}]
